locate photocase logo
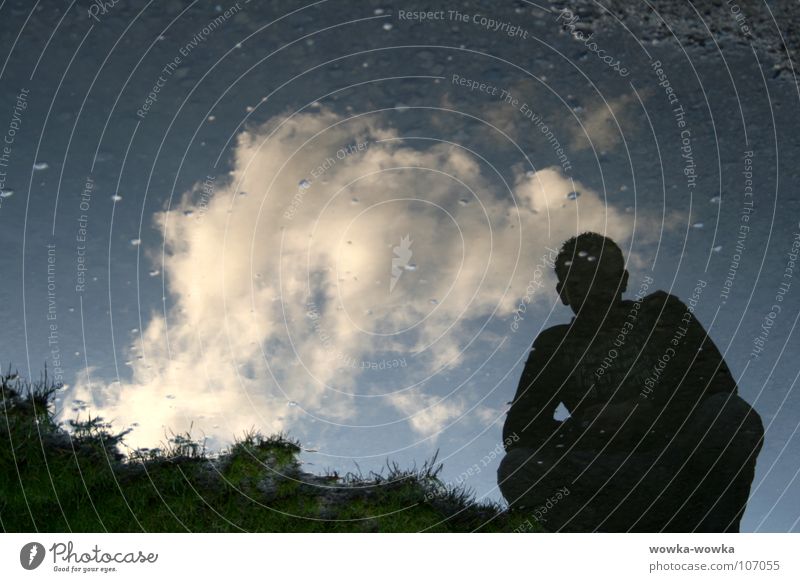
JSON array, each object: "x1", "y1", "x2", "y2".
[
  {"x1": 390, "y1": 234, "x2": 414, "y2": 294},
  {"x1": 20, "y1": 542, "x2": 46, "y2": 570}
]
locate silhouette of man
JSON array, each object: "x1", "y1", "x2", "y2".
[{"x1": 498, "y1": 233, "x2": 764, "y2": 532}]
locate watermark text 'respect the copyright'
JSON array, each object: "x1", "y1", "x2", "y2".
[{"x1": 397, "y1": 9, "x2": 530, "y2": 39}]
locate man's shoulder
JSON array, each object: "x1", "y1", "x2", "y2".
[
  {"x1": 638, "y1": 290, "x2": 711, "y2": 336},
  {"x1": 532, "y1": 324, "x2": 571, "y2": 348},
  {"x1": 641, "y1": 290, "x2": 690, "y2": 313}
]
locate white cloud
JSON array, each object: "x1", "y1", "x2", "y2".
[
  {"x1": 569, "y1": 92, "x2": 642, "y2": 152},
  {"x1": 63, "y1": 108, "x2": 636, "y2": 451}
]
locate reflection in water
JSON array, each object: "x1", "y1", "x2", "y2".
[
  {"x1": 61, "y1": 108, "x2": 642, "y2": 453},
  {"x1": 499, "y1": 233, "x2": 764, "y2": 532}
]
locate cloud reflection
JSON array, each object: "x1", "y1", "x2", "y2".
[{"x1": 63, "y1": 108, "x2": 636, "y2": 453}]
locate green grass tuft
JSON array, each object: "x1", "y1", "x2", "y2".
[{"x1": 0, "y1": 371, "x2": 542, "y2": 533}]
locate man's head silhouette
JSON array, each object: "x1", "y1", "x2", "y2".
[{"x1": 554, "y1": 232, "x2": 629, "y2": 316}]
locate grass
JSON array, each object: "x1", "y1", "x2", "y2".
[{"x1": 0, "y1": 371, "x2": 542, "y2": 533}]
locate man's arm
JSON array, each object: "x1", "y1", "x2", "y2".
[{"x1": 503, "y1": 325, "x2": 570, "y2": 452}]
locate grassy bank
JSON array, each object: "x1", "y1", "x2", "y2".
[{"x1": 0, "y1": 373, "x2": 539, "y2": 532}]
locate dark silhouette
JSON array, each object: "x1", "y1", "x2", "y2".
[{"x1": 498, "y1": 233, "x2": 764, "y2": 532}]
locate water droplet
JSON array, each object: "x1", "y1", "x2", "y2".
[
  {"x1": 404, "y1": 263, "x2": 417, "y2": 271},
  {"x1": 458, "y1": 198, "x2": 469, "y2": 206},
  {"x1": 149, "y1": 269, "x2": 160, "y2": 277},
  {"x1": 183, "y1": 210, "x2": 194, "y2": 216},
  {"x1": 0, "y1": 189, "x2": 13, "y2": 198},
  {"x1": 712, "y1": 245, "x2": 723, "y2": 252},
  {"x1": 430, "y1": 299, "x2": 438, "y2": 305},
  {"x1": 350, "y1": 197, "x2": 360, "y2": 204},
  {"x1": 111, "y1": 194, "x2": 122, "y2": 202},
  {"x1": 239, "y1": 191, "x2": 248, "y2": 197},
  {"x1": 692, "y1": 222, "x2": 704, "y2": 229},
  {"x1": 382, "y1": 22, "x2": 393, "y2": 31},
  {"x1": 33, "y1": 161, "x2": 49, "y2": 171},
  {"x1": 287, "y1": 400, "x2": 298, "y2": 407},
  {"x1": 245, "y1": 106, "x2": 254, "y2": 112},
  {"x1": 130, "y1": 238, "x2": 142, "y2": 246},
  {"x1": 299, "y1": 179, "x2": 311, "y2": 190},
  {"x1": 578, "y1": 250, "x2": 588, "y2": 257},
  {"x1": 587, "y1": 255, "x2": 596, "y2": 262},
  {"x1": 564, "y1": 260, "x2": 573, "y2": 266},
  {"x1": 710, "y1": 196, "x2": 721, "y2": 203},
  {"x1": 567, "y1": 191, "x2": 580, "y2": 200},
  {"x1": 394, "y1": 103, "x2": 409, "y2": 113},
  {"x1": 374, "y1": 8, "x2": 385, "y2": 15},
  {"x1": 165, "y1": 394, "x2": 175, "y2": 400},
  {"x1": 207, "y1": 115, "x2": 216, "y2": 122},
  {"x1": 620, "y1": 184, "x2": 629, "y2": 191},
  {"x1": 525, "y1": 170, "x2": 535, "y2": 178}
]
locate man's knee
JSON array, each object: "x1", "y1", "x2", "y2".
[
  {"x1": 707, "y1": 393, "x2": 763, "y2": 443},
  {"x1": 498, "y1": 448, "x2": 548, "y2": 504},
  {"x1": 682, "y1": 393, "x2": 764, "y2": 476},
  {"x1": 497, "y1": 448, "x2": 532, "y2": 488}
]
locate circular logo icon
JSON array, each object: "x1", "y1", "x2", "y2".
[{"x1": 20, "y1": 542, "x2": 46, "y2": 570}]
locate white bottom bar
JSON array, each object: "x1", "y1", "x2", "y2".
[{"x1": 2, "y1": 533, "x2": 796, "y2": 581}]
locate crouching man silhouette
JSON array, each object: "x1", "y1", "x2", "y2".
[{"x1": 498, "y1": 233, "x2": 764, "y2": 532}]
